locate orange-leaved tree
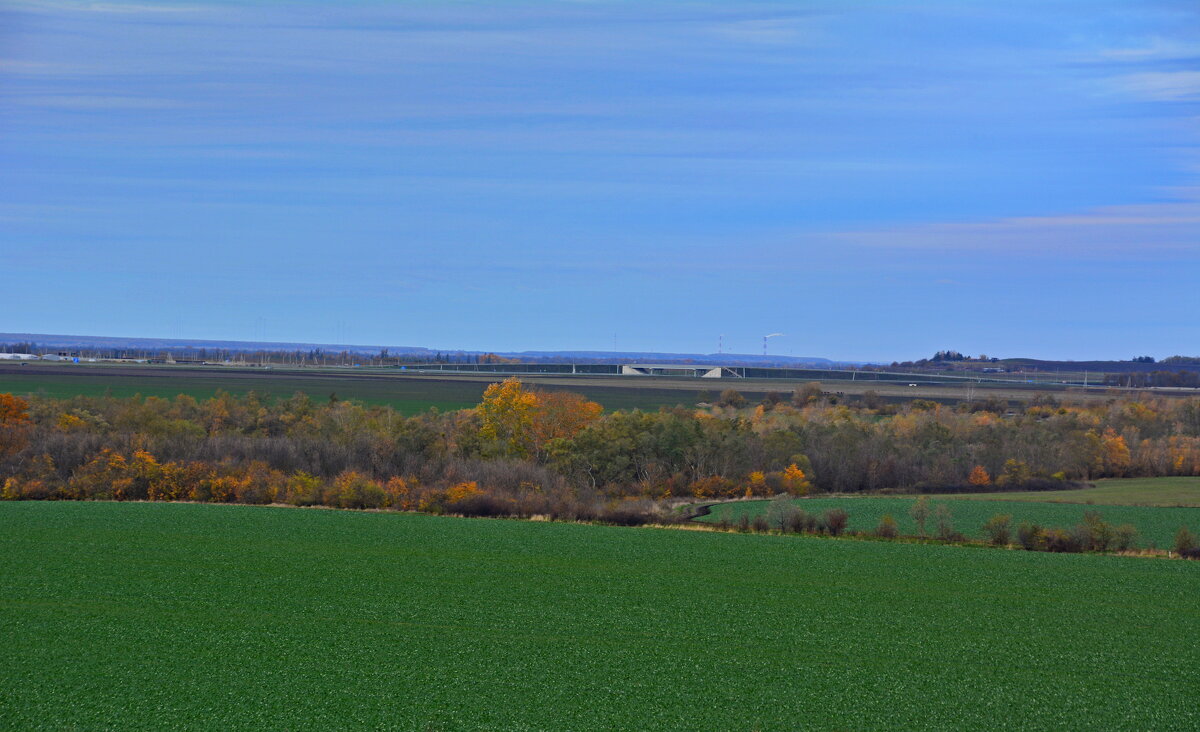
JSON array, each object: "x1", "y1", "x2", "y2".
[
  {"x1": 529, "y1": 390, "x2": 602, "y2": 459},
  {"x1": 968, "y1": 465, "x2": 991, "y2": 486},
  {"x1": 0, "y1": 393, "x2": 31, "y2": 457},
  {"x1": 781, "y1": 463, "x2": 812, "y2": 496}
]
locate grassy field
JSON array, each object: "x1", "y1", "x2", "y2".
[
  {"x1": 950, "y1": 476, "x2": 1200, "y2": 507},
  {"x1": 0, "y1": 364, "x2": 709, "y2": 414},
  {"x1": 1, "y1": 502, "x2": 1198, "y2": 729},
  {"x1": 698, "y1": 482, "x2": 1200, "y2": 549}
]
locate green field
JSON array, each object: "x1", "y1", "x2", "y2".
[
  {"x1": 2, "y1": 503, "x2": 1198, "y2": 729},
  {"x1": 698, "y1": 489, "x2": 1200, "y2": 549},
  {"x1": 950, "y1": 477, "x2": 1200, "y2": 507},
  {"x1": 0, "y1": 365, "x2": 701, "y2": 415}
]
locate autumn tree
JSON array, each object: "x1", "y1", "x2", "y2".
[
  {"x1": 477, "y1": 377, "x2": 539, "y2": 458},
  {"x1": 1099, "y1": 428, "x2": 1130, "y2": 476},
  {"x1": 528, "y1": 390, "x2": 602, "y2": 458},
  {"x1": 780, "y1": 463, "x2": 812, "y2": 496},
  {"x1": 0, "y1": 394, "x2": 30, "y2": 424},
  {"x1": 968, "y1": 465, "x2": 991, "y2": 486},
  {"x1": 997, "y1": 459, "x2": 1032, "y2": 487},
  {"x1": 0, "y1": 393, "x2": 31, "y2": 457}
]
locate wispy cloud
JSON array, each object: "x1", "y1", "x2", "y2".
[
  {"x1": 1099, "y1": 38, "x2": 1200, "y2": 62},
  {"x1": 1114, "y1": 71, "x2": 1200, "y2": 101},
  {"x1": 831, "y1": 189, "x2": 1200, "y2": 255},
  {"x1": 10, "y1": 0, "x2": 200, "y2": 13},
  {"x1": 14, "y1": 94, "x2": 198, "y2": 110}
]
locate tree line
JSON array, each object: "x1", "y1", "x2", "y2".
[{"x1": 2, "y1": 381, "x2": 1200, "y2": 519}]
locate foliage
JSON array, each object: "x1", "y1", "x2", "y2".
[
  {"x1": 4, "y1": 386, "x2": 1200, "y2": 521},
  {"x1": 699, "y1": 494, "x2": 1200, "y2": 551},
  {"x1": 968, "y1": 465, "x2": 991, "y2": 486},
  {"x1": 981, "y1": 514, "x2": 1012, "y2": 546},
  {"x1": 875, "y1": 513, "x2": 899, "y2": 539},
  {"x1": 1174, "y1": 525, "x2": 1197, "y2": 554}
]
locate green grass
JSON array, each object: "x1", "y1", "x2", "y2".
[
  {"x1": 1, "y1": 502, "x2": 1198, "y2": 729},
  {"x1": 951, "y1": 476, "x2": 1200, "y2": 507},
  {"x1": 698, "y1": 494, "x2": 1200, "y2": 549},
  {"x1": 0, "y1": 365, "x2": 698, "y2": 415}
]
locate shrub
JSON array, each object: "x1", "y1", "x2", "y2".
[
  {"x1": 1076, "y1": 511, "x2": 1114, "y2": 552},
  {"x1": 933, "y1": 504, "x2": 959, "y2": 541},
  {"x1": 1174, "y1": 526, "x2": 1197, "y2": 555},
  {"x1": 981, "y1": 514, "x2": 1012, "y2": 546},
  {"x1": 875, "y1": 514, "x2": 899, "y2": 539},
  {"x1": 822, "y1": 508, "x2": 849, "y2": 536},
  {"x1": 751, "y1": 515, "x2": 770, "y2": 533},
  {"x1": 597, "y1": 504, "x2": 651, "y2": 526},
  {"x1": 284, "y1": 471, "x2": 323, "y2": 506},
  {"x1": 1042, "y1": 528, "x2": 1083, "y2": 553},
  {"x1": 909, "y1": 496, "x2": 930, "y2": 536},
  {"x1": 1114, "y1": 524, "x2": 1139, "y2": 552},
  {"x1": 1017, "y1": 522, "x2": 1043, "y2": 551},
  {"x1": 765, "y1": 495, "x2": 798, "y2": 531},
  {"x1": 451, "y1": 492, "x2": 513, "y2": 518},
  {"x1": 718, "y1": 389, "x2": 747, "y2": 409},
  {"x1": 785, "y1": 508, "x2": 817, "y2": 534}
]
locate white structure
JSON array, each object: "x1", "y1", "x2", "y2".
[
  {"x1": 0, "y1": 353, "x2": 38, "y2": 360},
  {"x1": 621, "y1": 364, "x2": 739, "y2": 378}
]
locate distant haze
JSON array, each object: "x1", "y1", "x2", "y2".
[{"x1": 0, "y1": 333, "x2": 843, "y2": 366}]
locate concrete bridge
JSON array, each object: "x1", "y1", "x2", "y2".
[{"x1": 620, "y1": 364, "x2": 740, "y2": 378}]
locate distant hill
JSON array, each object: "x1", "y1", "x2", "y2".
[
  {"x1": 995, "y1": 358, "x2": 1200, "y2": 374},
  {"x1": 501, "y1": 351, "x2": 846, "y2": 367},
  {"x1": 0, "y1": 333, "x2": 847, "y2": 367},
  {"x1": 0, "y1": 333, "x2": 432, "y2": 356}
]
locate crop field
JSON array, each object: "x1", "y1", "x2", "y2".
[
  {"x1": 2, "y1": 503, "x2": 1198, "y2": 729},
  {"x1": 698, "y1": 492, "x2": 1200, "y2": 549},
  {"x1": 951, "y1": 476, "x2": 1200, "y2": 507},
  {"x1": 0, "y1": 364, "x2": 711, "y2": 414},
  {"x1": 0, "y1": 362, "x2": 1138, "y2": 416}
]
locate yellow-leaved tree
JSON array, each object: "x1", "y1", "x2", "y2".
[
  {"x1": 477, "y1": 377, "x2": 540, "y2": 458},
  {"x1": 781, "y1": 463, "x2": 813, "y2": 496},
  {"x1": 477, "y1": 378, "x2": 602, "y2": 460}
]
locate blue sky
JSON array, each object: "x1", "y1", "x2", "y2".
[{"x1": 1, "y1": 0, "x2": 1197, "y2": 361}]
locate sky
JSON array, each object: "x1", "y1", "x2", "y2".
[{"x1": 1, "y1": 0, "x2": 1198, "y2": 361}]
